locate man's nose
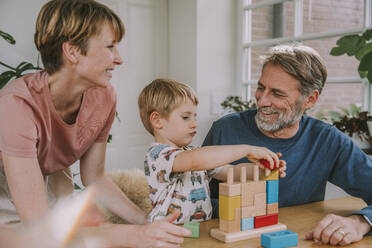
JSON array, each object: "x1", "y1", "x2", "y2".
[{"x1": 257, "y1": 91, "x2": 272, "y2": 107}]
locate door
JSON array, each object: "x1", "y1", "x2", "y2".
[{"x1": 102, "y1": 0, "x2": 168, "y2": 171}]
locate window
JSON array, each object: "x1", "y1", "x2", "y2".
[{"x1": 239, "y1": 0, "x2": 372, "y2": 113}]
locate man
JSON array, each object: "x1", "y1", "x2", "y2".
[{"x1": 203, "y1": 44, "x2": 372, "y2": 246}]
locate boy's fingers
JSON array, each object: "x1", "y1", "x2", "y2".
[{"x1": 165, "y1": 210, "x2": 180, "y2": 223}]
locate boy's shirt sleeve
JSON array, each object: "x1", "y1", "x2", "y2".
[{"x1": 146, "y1": 144, "x2": 183, "y2": 183}]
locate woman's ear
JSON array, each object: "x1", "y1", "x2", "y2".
[
  {"x1": 304, "y1": 90, "x2": 319, "y2": 110},
  {"x1": 61, "y1": 41, "x2": 80, "y2": 64},
  {"x1": 149, "y1": 111, "x2": 163, "y2": 130}
]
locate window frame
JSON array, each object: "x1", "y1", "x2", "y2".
[{"x1": 238, "y1": 0, "x2": 372, "y2": 111}]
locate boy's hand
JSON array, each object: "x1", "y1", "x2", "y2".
[{"x1": 259, "y1": 153, "x2": 286, "y2": 178}]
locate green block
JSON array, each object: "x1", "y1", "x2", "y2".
[{"x1": 183, "y1": 222, "x2": 200, "y2": 238}]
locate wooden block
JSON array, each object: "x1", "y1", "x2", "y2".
[
  {"x1": 261, "y1": 230, "x2": 298, "y2": 248},
  {"x1": 241, "y1": 217, "x2": 254, "y2": 231},
  {"x1": 253, "y1": 165, "x2": 259, "y2": 181},
  {"x1": 254, "y1": 192, "x2": 266, "y2": 206},
  {"x1": 210, "y1": 223, "x2": 287, "y2": 243},
  {"x1": 240, "y1": 166, "x2": 246, "y2": 183},
  {"x1": 253, "y1": 204, "x2": 266, "y2": 217},
  {"x1": 241, "y1": 206, "x2": 254, "y2": 218},
  {"x1": 260, "y1": 169, "x2": 279, "y2": 181},
  {"x1": 219, "y1": 183, "x2": 241, "y2": 197},
  {"x1": 183, "y1": 222, "x2": 200, "y2": 238},
  {"x1": 267, "y1": 180, "x2": 279, "y2": 204},
  {"x1": 241, "y1": 180, "x2": 266, "y2": 207},
  {"x1": 219, "y1": 208, "x2": 241, "y2": 233},
  {"x1": 227, "y1": 167, "x2": 234, "y2": 184},
  {"x1": 254, "y1": 214, "x2": 278, "y2": 228},
  {"x1": 267, "y1": 203, "x2": 279, "y2": 215},
  {"x1": 219, "y1": 195, "x2": 241, "y2": 220}
]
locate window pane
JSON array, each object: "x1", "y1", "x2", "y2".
[
  {"x1": 302, "y1": 0, "x2": 364, "y2": 34},
  {"x1": 302, "y1": 37, "x2": 359, "y2": 78},
  {"x1": 250, "y1": 1, "x2": 294, "y2": 42}
]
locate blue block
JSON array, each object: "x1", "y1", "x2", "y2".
[
  {"x1": 241, "y1": 217, "x2": 254, "y2": 231},
  {"x1": 266, "y1": 180, "x2": 278, "y2": 204},
  {"x1": 261, "y1": 230, "x2": 298, "y2": 248}
]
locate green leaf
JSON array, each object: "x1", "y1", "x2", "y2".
[
  {"x1": 336, "y1": 35, "x2": 361, "y2": 56},
  {"x1": 358, "y1": 69, "x2": 368, "y2": 78},
  {"x1": 349, "y1": 103, "x2": 361, "y2": 117},
  {"x1": 330, "y1": 46, "x2": 346, "y2": 56},
  {"x1": 362, "y1": 29, "x2": 372, "y2": 41},
  {"x1": 328, "y1": 111, "x2": 343, "y2": 122},
  {"x1": 336, "y1": 106, "x2": 350, "y2": 116},
  {"x1": 355, "y1": 43, "x2": 372, "y2": 60},
  {"x1": 0, "y1": 30, "x2": 15, "y2": 45},
  {"x1": 359, "y1": 51, "x2": 372, "y2": 71},
  {"x1": 0, "y1": 71, "x2": 16, "y2": 89}
]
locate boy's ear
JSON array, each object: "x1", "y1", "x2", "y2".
[
  {"x1": 61, "y1": 41, "x2": 80, "y2": 64},
  {"x1": 149, "y1": 111, "x2": 163, "y2": 130}
]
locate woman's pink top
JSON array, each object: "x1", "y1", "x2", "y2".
[{"x1": 0, "y1": 71, "x2": 116, "y2": 175}]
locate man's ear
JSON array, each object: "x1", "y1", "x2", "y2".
[
  {"x1": 149, "y1": 111, "x2": 163, "y2": 130},
  {"x1": 61, "y1": 41, "x2": 80, "y2": 64},
  {"x1": 304, "y1": 90, "x2": 319, "y2": 109}
]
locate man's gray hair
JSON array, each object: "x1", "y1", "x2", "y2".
[{"x1": 260, "y1": 44, "x2": 327, "y2": 96}]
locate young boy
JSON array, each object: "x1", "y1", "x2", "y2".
[{"x1": 138, "y1": 79, "x2": 286, "y2": 224}]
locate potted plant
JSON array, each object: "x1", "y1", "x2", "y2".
[
  {"x1": 0, "y1": 30, "x2": 41, "y2": 89},
  {"x1": 330, "y1": 29, "x2": 372, "y2": 83},
  {"x1": 316, "y1": 104, "x2": 372, "y2": 149},
  {"x1": 220, "y1": 96, "x2": 257, "y2": 114}
]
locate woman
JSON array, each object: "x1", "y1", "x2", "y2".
[{"x1": 0, "y1": 0, "x2": 190, "y2": 246}]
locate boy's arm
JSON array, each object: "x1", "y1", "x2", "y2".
[{"x1": 172, "y1": 145, "x2": 278, "y2": 172}]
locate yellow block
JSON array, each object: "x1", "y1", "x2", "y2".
[
  {"x1": 219, "y1": 195, "x2": 241, "y2": 220},
  {"x1": 260, "y1": 169, "x2": 279, "y2": 181}
]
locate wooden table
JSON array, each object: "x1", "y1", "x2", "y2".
[{"x1": 183, "y1": 196, "x2": 372, "y2": 247}]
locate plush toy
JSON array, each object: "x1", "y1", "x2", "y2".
[{"x1": 103, "y1": 169, "x2": 152, "y2": 224}]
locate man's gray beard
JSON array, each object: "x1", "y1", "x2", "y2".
[{"x1": 255, "y1": 99, "x2": 304, "y2": 133}]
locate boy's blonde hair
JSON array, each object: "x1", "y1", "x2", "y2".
[
  {"x1": 138, "y1": 78, "x2": 199, "y2": 135},
  {"x1": 34, "y1": 0, "x2": 125, "y2": 74}
]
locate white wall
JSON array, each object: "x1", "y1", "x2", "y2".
[
  {"x1": 0, "y1": 0, "x2": 46, "y2": 72},
  {"x1": 168, "y1": 0, "x2": 238, "y2": 146}
]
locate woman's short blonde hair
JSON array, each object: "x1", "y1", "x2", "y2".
[
  {"x1": 138, "y1": 79, "x2": 199, "y2": 135},
  {"x1": 34, "y1": 0, "x2": 125, "y2": 74}
]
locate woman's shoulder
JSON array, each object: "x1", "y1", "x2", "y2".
[{"x1": 87, "y1": 83, "x2": 117, "y2": 106}]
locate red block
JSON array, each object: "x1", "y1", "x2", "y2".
[
  {"x1": 259, "y1": 159, "x2": 278, "y2": 170},
  {"x1": 254, "y1": 214, "x2": 278, "y2": 228}
]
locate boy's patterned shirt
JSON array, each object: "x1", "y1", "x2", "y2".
[{"x1": 145, "y1": 143, "x2": 220, "y2": 224}]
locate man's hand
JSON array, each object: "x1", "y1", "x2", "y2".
[
  {"x1": 305, "y1": 214, "x2": 371, "y2": 246},
  {"x1": 134, "y1": 210, "x2": 191, "y2": 248}
]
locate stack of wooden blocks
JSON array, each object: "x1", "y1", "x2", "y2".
[{"x1": 210, "y1": 165, "x2": 287, "y2": 243}]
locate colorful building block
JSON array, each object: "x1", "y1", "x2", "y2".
[
  {"x1": 241, "y1": 217, "x2": 254, "y2": 231},
  {"x1": 219, "y1": 195, "x2": 241, "y2": 220},
  {"x1": 266, "y1": 180, "x2": 279, "y2": 204},
  {"x1": 183, "y1": 222, "x2": 200, "y2": 238},
  {"x1": 260, "y1": 169, "x2": 279, "y2": 181},
  {"x1": 219, "y1": 183, "x2": 241, "y2": 197},
  {"x1": 241, "y1": 180, "x2": 266, "y2": 206},
  {"x1": 254, "y1": 214, "x2": 278, "y2": 228},
  {"x1": 267, "y1": 203, "x2": 279, "y2": 215},
  {"x1": 261, "y1": 230, "x2": 298, "y2": 248},
  {"x1": 220, "y1": 208, "x2": 241, "y2": 233}
]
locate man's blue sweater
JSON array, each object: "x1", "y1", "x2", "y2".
[{"x1": 203, "y1": 109, "x2": 372, "y2": 229}]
